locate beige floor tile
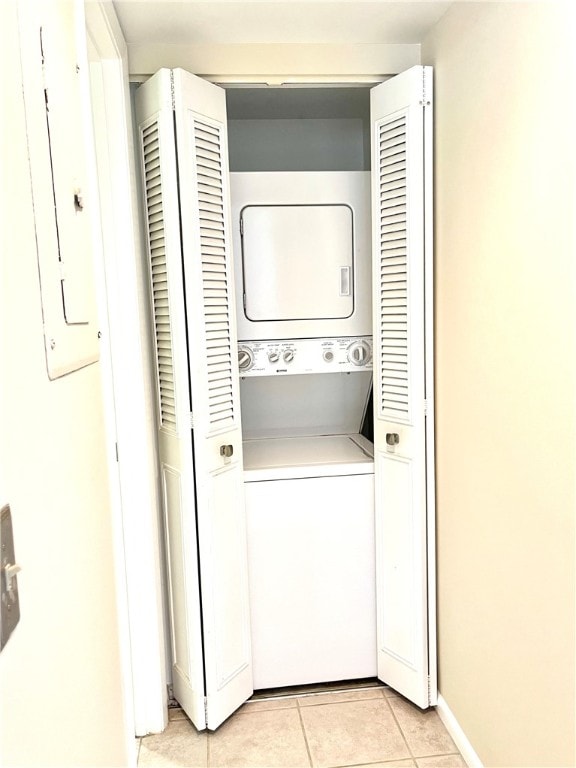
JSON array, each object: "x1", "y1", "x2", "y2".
[
  {"x1": 138, "y1": 720, "x2": 208, "y2": 767},
  {"x1": 208, "y1": 707, "x2": 311, "y2": 767},
  {"x1": 416, "y1": 756, "x2": 467, "y2": 768},
  {"x1": 239, "y1": 697, "x2": 298, "y2": 713},
  {"x1": 341, "y1": 761, "x2": 415, "y2": 768},
  {"x1": 298, "y1": 688, "x2": 385, "y2": 707},
  {"x1": 388, "y1": 698, "x2": 457, "y2": 758},
  {"x1": 168, "y1": 707, "x2": 188, "y2": 721},
  {"x1": 300, "y1": 698, "x2": 410, "y2": 768}
]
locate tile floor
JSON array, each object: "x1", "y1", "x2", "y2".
[{"x1": 136, "y1": 686, "x2": 466, "y2": 768}]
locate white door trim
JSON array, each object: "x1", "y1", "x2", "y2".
[
  {"x1": 436, "y1": 694, "x2": 484, "y2": 768},
  {"x1": 84, "y1": 0, "x2": 167, "y2": 737}
]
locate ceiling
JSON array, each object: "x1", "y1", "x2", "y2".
[{"x1": 112, "y1": 1, "x2": 453, "y2": 46}]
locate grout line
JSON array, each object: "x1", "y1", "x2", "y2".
[
  {"x1": 415, "y1": 752, "x2": 462, "y2": 758},
  {"x1": 384, "y1": 698, "x2": 465, "y2": 764},
  {"x1": 206, "y1": 727, "x2": 211, "y2": 768},
  {"x1": 382, "y1": 690, "x2": 416, "y2": 763},
  {"x1": 335, "y1": 761, "x2": 416, "y2": 768},
  {"x1": 296, "y1": 692, "x2": 386, "y2": 708},
  {"x1": 135, "y1": 737, "x2": 141, "y2": 766},
  {"x1": 317, "y1": 689, "x2": 385, "y2": 701},
  {"x1": 250, "y1": 683, "x2": 387, "y2": 704},
  {"x1": 296, "y1": 698, "x2": 315, "y2": 768}
]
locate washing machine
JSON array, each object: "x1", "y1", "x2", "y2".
[
  {"x1": 236, "y1": 344, "x2": 377, "y2": 690},
  {"x1": 244, "y1": 433, "x2": 376, "y2": 690}
]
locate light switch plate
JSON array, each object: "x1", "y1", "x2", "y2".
[{"x1": 1, "y1": 504, "x2": 21, "y2": 651}]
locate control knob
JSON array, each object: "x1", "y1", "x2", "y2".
[
  {"x1": 283, "y1": 349, "x2": 295, "y2": 364},
  {"x1": 347, "y1": 340, "x2": 372, "y2": 366},
  {"x1": 268, "y1": 350, "x2": 280, "y2": 364},
  {"x1": 238, "y1": 346, "x2": 254, "y2": 372}
]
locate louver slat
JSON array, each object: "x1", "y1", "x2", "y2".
[
  {"x1": 142, "y1": 121, "x2": 177, "y2": 430},
  {"x1": 194, "y1": 120, "x2": 234, "y2": 431},
  {"x1": 378, "y1": 115, "x2": 410, "y2": 420}
]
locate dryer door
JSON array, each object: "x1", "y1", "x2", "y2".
[
  {"x1": 241, "y1": 204, "x2": 354, "y2": 321},
  {"x1": 371, "y1": 66, "x2": 436, "y2": 709},
  {"x1": 136, "y1": 68, "x2": 252, "y2": 731}
]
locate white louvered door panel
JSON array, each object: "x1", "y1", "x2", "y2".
[
  {"x1": 135, "y1": 70, "x2": 207, "y2": 730},
  {"x1": 172, "y1": 69, "x2": 252, "y2": 731},
  {"x1": 378, "y1": 114, "x2": 409, "y2": 421},
  {"x1": 371, "y1": 66, "x2": 436, "y2": 709},
  {"x1": 144, "y1": 122, "x2": 177, "y2": 429},
  {"x1": 195, "y1": 120, "x2": 236, "y2": 430}
]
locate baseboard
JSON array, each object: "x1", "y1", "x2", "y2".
[{"x1": 436, "y1": 693, "x2": 484, "y2": 768}]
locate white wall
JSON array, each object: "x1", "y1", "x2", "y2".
[
  {"x1": 0, "y1": 1, "x2": 130, "y2": 764},
  {"x1": 422, "y1": 3, "x2": 576, "y2": 766}
]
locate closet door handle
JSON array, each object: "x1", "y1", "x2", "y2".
[
  {"x1": 220, "y1": 444, "x2": 234, "y2": 458},
  {"x1": 386, "y1": 433, "x2": 400, "y2": 446}
]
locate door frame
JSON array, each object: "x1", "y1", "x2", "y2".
[{"x1": 84, "y1": 1, "x2": 168, "y2": 737}]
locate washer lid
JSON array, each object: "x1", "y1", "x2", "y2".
[{"x1": 243, "y1": 434, "x2": 374, "y2": 481}]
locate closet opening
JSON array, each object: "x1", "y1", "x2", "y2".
[
  {"x1": 133, "y1": 65, "x2": 434, "y2": 729},
  {"x1": 224, "y1": 84, "x2": 377, "y2": 692}
]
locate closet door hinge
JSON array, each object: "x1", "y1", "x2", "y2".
[
  {"x1": 427, "y1": 675, "x2": 433, "y2": 704},
  {"x1": 423, "y1": 399, "x2": 428, "y2": 416},
  {"x1": 420, "y1": 67, "x2": 432, "y2": 108},
  {"x1": 167, "y1": 683, "x2": 177, "y2": 706},
  {"x1": 189, "y1": 411, "x2": 194, "y2": 429},
  {"x1": 170, "y1": 70, "x2": 176, "y2": 111},
  {"x1": 204, "y1": 696, "x2": 209, "y2": 723},
  {"x1": 239, "y1": 216, "x2": 244, "y2": 236}
]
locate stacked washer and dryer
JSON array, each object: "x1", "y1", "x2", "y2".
[{"x1": 230, "y1": 170, "x2": 378, "y2": 690}]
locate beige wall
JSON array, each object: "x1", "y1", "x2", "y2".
[
  {"x1": 126, "y1": 42, "x2": 420, "y2": 80},
  {"x1": 422, "y1": 3, "x2": 576, "y2": 766},
  {"x1": 0, "y1": 2, "x2": 130, "y2": 765}
]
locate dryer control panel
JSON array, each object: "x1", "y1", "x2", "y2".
[{"x1": 237, "y1": 337, "x2": 373, "y2": 376}]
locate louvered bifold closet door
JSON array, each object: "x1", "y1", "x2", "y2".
[
  {"x1": 370, "y1": 66, "x2": 436, "y2": 709},
  {"x1": 135, "y1": 70, "x2": 207, "y2": 730},
  {"x1": 171, "y1": 69, "x2": 252, "y2": 731}
]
